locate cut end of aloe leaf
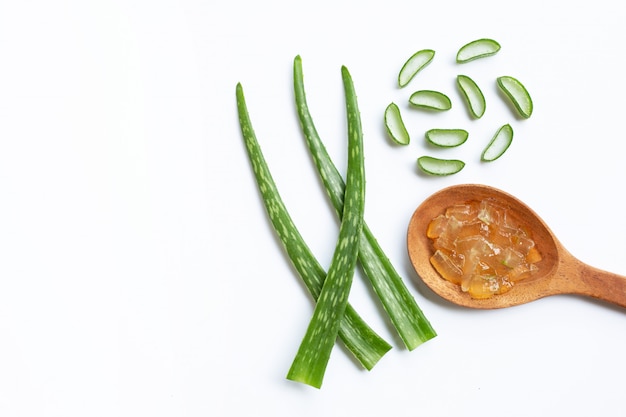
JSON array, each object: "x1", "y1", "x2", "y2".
[
  {"x1": 456, "y1": 74, "x2": 486, "y2": 119},
  {"x1": 398, "y1": 49, "x2": 435, "y2": 88},
  {"x1": 384, "y1": 102, "x2": 410, "y2": 145},
  {"x1": 425, "y1": 128, "x2": 468, "y2": 147},
  {"x1": 456, "y1": 38, "x2": 501, "y2": 63},
  {"x1": 409, "y1": 90, "x2": 452, "y2": 111},
  {"x1": 417, "y1": 156, "x2": 465, "y2": 176},
  {"x1": 482, "y1": 124, "x2": 514, "y2": 162},
  {"x1": 497, "y1": 76, "x2": 533, "y2": 118}
]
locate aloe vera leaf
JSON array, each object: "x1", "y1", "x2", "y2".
[
  {"x1": 236, "y1": 83, "x2": 391, "y2": 375},
  {"x1": 294, "y1": 55, "x2": 437, "y2": 351},
  {"x1": 286, "y1": 65, "x2": 365, "y2": 388}
]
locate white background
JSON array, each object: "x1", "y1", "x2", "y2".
[{"x1": 1, "y1": 0, "x2": 625, "y2": 416}]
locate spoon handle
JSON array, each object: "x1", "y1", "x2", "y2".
[{"x1": 567, "y1": 259, "x2": 626, "y2": 308}]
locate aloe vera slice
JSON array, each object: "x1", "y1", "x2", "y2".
[
  {"x1": 398, "y1": 49, "x2": 435, "y2": 88},
  {"x1": 425, "y1": 128, "x2": 468, "y2": 147},
  {"x1": 417, "y1": 156, "x2": 465, "y2": 175},
  {"x1": 409, "y1": 90, "x2": 451, "y2": 111},
  {"x1": 456, "y1": 38, "x2": 501, "y2": 63},
  {"x1": 384, "y1": 103, "x2": 410, "y2": 145},
  {"x1": 497, "y1": 76, "x2": 533, "y2": 118},
  {"x1": 457, "y1": 75, "x2": 486, "y2": 118},
  {"x1": 482, "y1": 124, "x2": 514, "y2": 161}
]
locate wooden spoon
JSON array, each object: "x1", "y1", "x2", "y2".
[{"x1": 407, "y1": 184, "x2": 626, "y2": 309}]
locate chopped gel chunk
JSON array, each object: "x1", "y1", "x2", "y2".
[{"x1": 427, "y1": 199, "x2": 542, "y2": 299}]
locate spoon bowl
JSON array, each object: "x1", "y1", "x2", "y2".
[{"x1": 407, "y1": 184, "x2": 626, "y2": 309}]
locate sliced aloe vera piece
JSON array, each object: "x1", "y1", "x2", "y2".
[
  {"x1": 417, "y1": 156, "x2": 465, "y2": 176},
  {"x1": 384, "y1": 102, "x2": 410, "y2": 145},
  {"x1": 497, "y1": 76, "x2": 533, "y2": 118},
  {"x1": 425, "y1": 128, "x2": 468, "y2": 147},
  {"x1": 409, "y1": 90, "x2": 451, "y2": 111},
  {"x1": 456, "y1": 75, "x2": 486, "y2": 119},
  {"x1": 482, "y1": 124, "x2": 514, "y2": 161},
  {"x1": 456, "y1": 38, "x2": 501, "y2": 63},
  {"x1": 398, "y1": 49, "x2": 435, "y2": 88}
]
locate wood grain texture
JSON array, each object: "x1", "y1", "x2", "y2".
[{"x1": 407, "y1": 184, "x2": 626, "y2": 309}]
